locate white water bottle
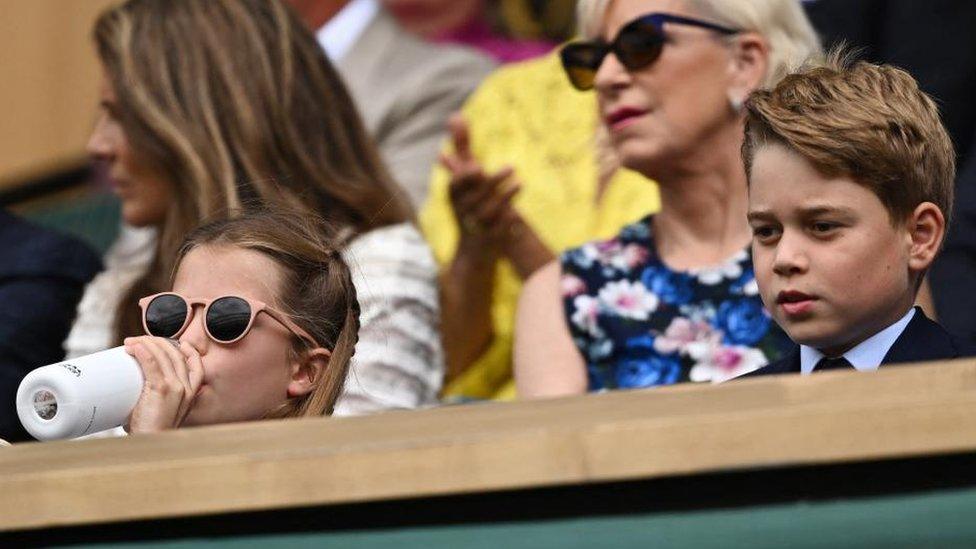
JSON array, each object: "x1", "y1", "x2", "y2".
[{"x1": 16, "y1": 347, "x2": 144, "y2": 441}]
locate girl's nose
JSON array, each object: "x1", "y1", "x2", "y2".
[{"x1": 178, "y1": 308, "x2": 210, "y2": 355}]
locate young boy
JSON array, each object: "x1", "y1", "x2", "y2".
[{"x1": 739, "y1": 56, "x2": 973, "y2": 376}]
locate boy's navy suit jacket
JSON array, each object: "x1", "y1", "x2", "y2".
[{"x1": 741, "y1": 308, "x2": 976, "y2": 378}]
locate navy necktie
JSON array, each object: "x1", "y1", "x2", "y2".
[{"x1": 815, "y1": 356, "x2": 854, "y2": 371}]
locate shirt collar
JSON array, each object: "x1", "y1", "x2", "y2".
[
  {"x1": 315, "y1": 0, "x2": 380, "y2": 62},
  {"x1": 799, "y1": 307, "x2": 916, "y2": 374}
]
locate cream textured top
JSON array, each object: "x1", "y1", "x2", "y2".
[{"x1": 64, "y1": 222, "x2": 444, "y2": 417}]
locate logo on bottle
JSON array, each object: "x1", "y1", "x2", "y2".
[{"x1": 59, "y1": 363, "x2": 81, "y2": 377}]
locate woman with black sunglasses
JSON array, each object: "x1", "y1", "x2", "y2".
[{"x1": 514, "y1": 0, "x2": 821, "y2": 396}]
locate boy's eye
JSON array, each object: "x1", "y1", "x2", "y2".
[
  {"x1": 810, "y1": 222, "x2": 837, "y2": 233},
  {"x1": 751, "y1": 225, "x2": 780, "y2": 241}
]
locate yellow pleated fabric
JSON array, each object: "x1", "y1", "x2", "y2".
[{"x1": 419, "y1": 52, "x2": 660, "y2": 401}]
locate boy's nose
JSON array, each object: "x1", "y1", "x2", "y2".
[{"x1": 771, "y1": 234, "x2": 809, "y2": 276}]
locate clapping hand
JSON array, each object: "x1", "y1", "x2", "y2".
[{"x1": 440, "y1": 114, "x2": 523, "y2": 247}]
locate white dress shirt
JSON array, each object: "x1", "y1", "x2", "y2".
[
  {"x1": 799, "y1": 308, "x2": 916, "y2": 374},
  {"x1": 315, "y1": 0, "x2": 379, "y2": 62}
]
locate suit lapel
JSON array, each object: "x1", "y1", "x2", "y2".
[
  {"x1": 881, "y1": 307, "x2": 955, "y2": 364},
  {"x1": 334, "y1": 9, "x2": 401, "y2": 134},
  {"x1": 777, "y1": 346, "x2": 802, "y2": 374},
  {"x1": 336, "y1": 9, "x2": 395, "y2": 90}
]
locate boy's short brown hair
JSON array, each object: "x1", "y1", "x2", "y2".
[{"x1": 742, "y1": 52, "x2": 956, "y2": 230}]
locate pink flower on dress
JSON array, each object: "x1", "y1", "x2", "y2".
[
  {"x1": 597, "y1": 280, "x2": 659, "y2": 320},
  {"x1": 653, "y1": 318, "x2": 721, "y2": 356},
  {"x1": 561, "y1": 274, "x2": 587, "y2": 297},
  {"x1": 612, "y1": 243, "x2": 651, "y2": 271},
  {"x1": 689, "y1": 345, "x2": 768, "y2": 383},
  {"x1": 571, "y1": 294, "x2": 603, "y2": 337}
]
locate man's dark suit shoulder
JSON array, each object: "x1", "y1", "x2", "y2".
[
  {"x1": 0, "y1": 210, "x2": 102, "y2": 442},
  {"x1": 0, "y1": 209, "x2": 102, "y2": 282},
  {"x1": 738, "y1": 308, "x2": 975, "y2": 379}
]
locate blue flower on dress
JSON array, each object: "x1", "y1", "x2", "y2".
[
  {"x1": 729, "y1": 268, "x2": 760, "y2": 296},
  {"x1": 615, "y1": 356, "x2": 682, "y2": 388},
  {"x1": 716, "y1": 298, "x2": 770, "y2": 346},
  {"x1": 640, "y1": 266, "x2": 694, "y2": 305},
  {"x1": 586, "y1": 339, "x2": 614, "y2": 362},
  {"x1": 565, "y1": 245, "x2": 597, "y2": 269},
  {"x1": 619, "y1": 220, "x2": 652, "y2": 242},
  {"x1": 624, "y1": 334, "x2": 656, "y2": 353}
]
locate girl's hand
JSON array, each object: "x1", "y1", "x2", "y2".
[{"x1": 124, "y1": 336, "x2": 204, "y2": 434}]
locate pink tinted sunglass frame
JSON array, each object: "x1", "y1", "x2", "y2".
[{"x1": 138, "y1": 292, "x2": 321, "y2": 348}]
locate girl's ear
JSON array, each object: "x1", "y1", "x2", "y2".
[
  {"x1": 287, "y1": 348, "x2": 331, "y2": 398},
  {"x1": 727, "y1": 32, "x2": 769, "y2": 111},
  {"x1": 907, "y1": 201, "x2": 946, "y2": 273}
]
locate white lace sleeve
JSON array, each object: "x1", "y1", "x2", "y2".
[
  {"x1": 333, "y1": 223, "x2": 444, "y2": 416},
  {"x1": 63, "y1": 226, "x2": 155, "y2": 359}
]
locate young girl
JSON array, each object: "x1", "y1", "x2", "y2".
[{"x1": 122, "y1": 212, "x2": 358, "y2": 432}]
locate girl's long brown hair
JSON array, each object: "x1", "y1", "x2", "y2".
[
  {"x1": 179, "y1": 211, "x2": 360, "y2": 417},
  {"x1": 93, "y1": 0, "x2": 412, "y2": 343}
]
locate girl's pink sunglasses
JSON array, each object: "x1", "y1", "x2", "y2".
[{"x1": 138, "y1": 292, "x2": 321, "y2": 348}]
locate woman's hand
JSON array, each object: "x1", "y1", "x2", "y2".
[
  {"x1": 441, "y1": 114, "x2": 522, "y2": 248},
  {"x1": 438, "y1": 114, "x2": 557, "y2": 383},
  {"x1": 124, "y1": 336, "x2": 204, "y2": 434}
]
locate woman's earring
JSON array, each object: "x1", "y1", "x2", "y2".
[{"x1": 729, "y1": 94, "x2": 744, "y2": 115}]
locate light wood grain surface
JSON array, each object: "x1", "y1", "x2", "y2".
[{"x1": 2, "y1": 359, "x2": 975, "y2": 531}]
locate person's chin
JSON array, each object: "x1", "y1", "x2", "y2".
[
  {"x1": 615, "y1": 141, "x2": 664, "y2": 174},
  {"x1": 782, "y1": 318, "x2": 847, "y2": 351},
  {"x1": 121, "y1": 203, "x2": 162, "y2": 227}
]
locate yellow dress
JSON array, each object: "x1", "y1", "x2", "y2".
[{"x1": 419, "y1": 52, "x2": 660, "y2": 400}]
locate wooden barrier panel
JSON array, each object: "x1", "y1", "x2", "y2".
[
  {"x1": 2, "y1": 358, "x2": 976, "y2": 536},
  {"x1": 0, "y1": 1, "x2": 116, "y2": 187}
]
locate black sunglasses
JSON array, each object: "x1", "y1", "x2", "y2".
[{"x1": 560, "y1": 12, "x2": 740, "y2": 91}]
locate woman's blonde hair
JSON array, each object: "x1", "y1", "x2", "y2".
[
  {"x1": 93, "y1": 0, "x2": 412, "y2": 344},
  {"x1": 574, "y1": 0, "x2": 822, "y2": 87},
  {"x1": 178, "y1": 211, "x2": 360, "y2": 417}
]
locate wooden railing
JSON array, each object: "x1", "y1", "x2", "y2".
[{"x1": 2, "y1": 359, "x2": 975, "y2": 532}]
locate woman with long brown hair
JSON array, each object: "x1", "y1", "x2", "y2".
[{"x1": 65, "y1": 0, "x2": 443, "y2": 415}]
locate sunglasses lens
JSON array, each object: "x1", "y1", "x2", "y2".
[
  {"x1": 560, "y1": 43, "x2": 602, "y2": 90},
  {"x1": 616, "y1": 22, "x2": 664, "y2": 70},
  {"x1": 145, "y1": 294, "x2": 188, "y2": 338},
  {"x1": 206, "y1": 296, "x2": 252, "y2": 343}
]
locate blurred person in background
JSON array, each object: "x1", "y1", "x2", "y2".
[
  {"x1": 803, "y1": 0, "x2": 976, "y2": 342},
  {"x1": 381, "y1": 0, "x2": 555, "y2": 63},
  {"x1": 67, "y1": 0, "x2": 443, "y2": 417},
  {"x1": 286, "y1": 0, "x2": 495, "y2": 206},
  {"x1": 514, "y1": 0, "x2": 822, "y2": 397},
  {"x1": 421, "y1": 48, "x2": 658, "y2": 401},
  {"x1": 0, "y1": 210, "x2": 101, "y2": 442}
]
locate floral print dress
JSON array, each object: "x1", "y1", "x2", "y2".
[{"x1": 560, "y1": 215, "x2": 791, "y2": 390}]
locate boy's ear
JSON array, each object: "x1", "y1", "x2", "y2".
[
  {"x1": 727, "y1": 32, "x2": 769, "y2": 109},
  {"x1": 287, "y1": 348, "x2": 332, "y2": 398},
  {"x1": 906, "y1": 202, "x2": 946, "y2": 273}
]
